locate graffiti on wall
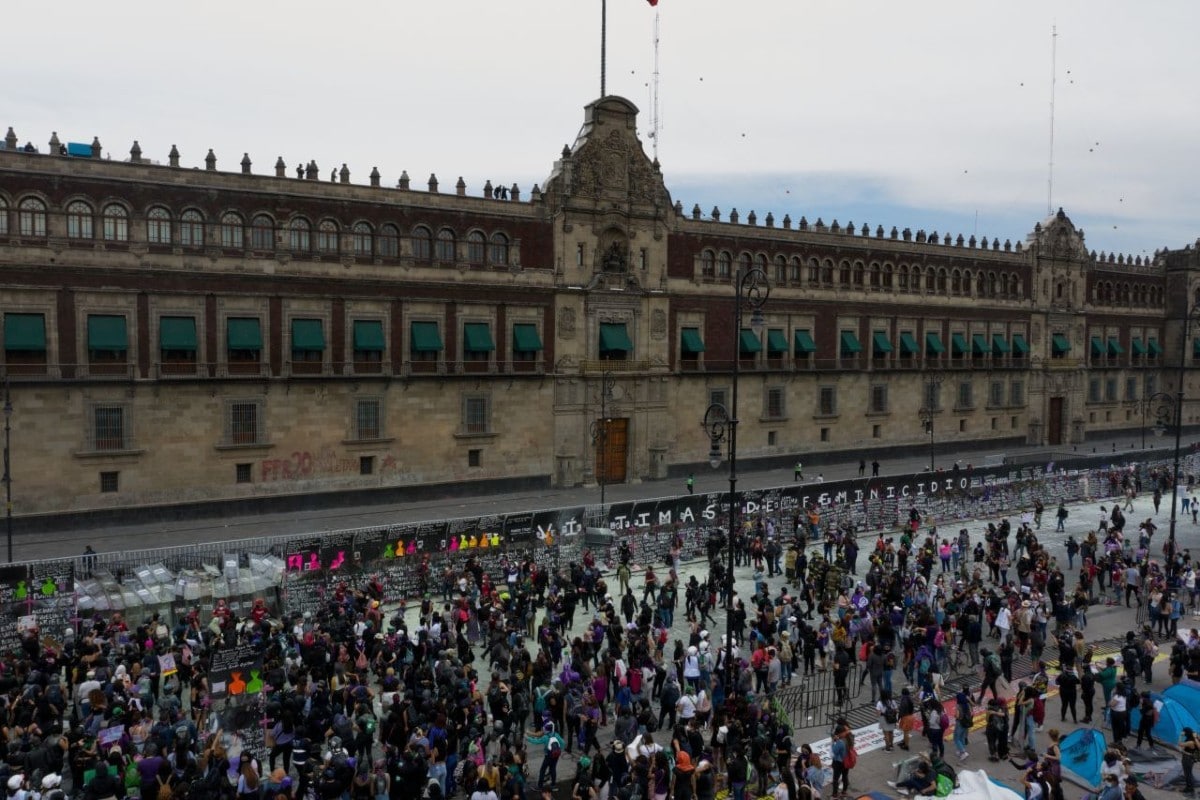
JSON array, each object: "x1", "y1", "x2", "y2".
[{"x1": 260, "y1": 449, "x2": 405, "y2": 482}]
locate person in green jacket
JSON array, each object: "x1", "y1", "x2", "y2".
[{"x1": 1097, "y1": 656, "x2": 1119, "y2": 704}]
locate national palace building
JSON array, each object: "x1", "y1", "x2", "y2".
[{"x1": 1, "y1": 95, "x2": 1198, "y2": 519}]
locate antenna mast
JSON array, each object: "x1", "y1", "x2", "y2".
[
  {"x1": 600, "y1": 0, "x2": 607, "y2": 97},
  {"x1": 650, "y1": 11, "x2": 661, "y2": 160},
  {"x1": 1047, "y1": 23, "x2": 1057, "y2": 215}
]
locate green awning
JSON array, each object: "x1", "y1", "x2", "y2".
[
  {"x1": 1107, "y1": 336, "x2": 1124, "y2": 356},
  {"x1": 991, "y1": 334, "x2": 1010, "y2": 355},
  {"x1": 839, "y1": 331, "x2": 862, "y2": 355},
  {"x1": 1090, "y1": 336, "x2": 1105, "y2": 357},
  {"x1": 87, "y1": 315, "x2": 127, "y2": 351},
  {"x1": 925, "y1": 332, "x2": 946, "y2": 355},
  {"x1": 899, "y1": 332, "x2": 919, "y2": 356},
  {"x1": 159, "y1": 316, "x2": 197, "y2": 351},
  {"x1": 353, "y1": 320, "x2": 385, "y2": 351},
  {"x1": 739, "y1": 329, "x2": 762, "y2": 354},
  {"x1": 462, "y1": 322, "x2": 495, "y2": 352},
  {"x1": 512, "y1": 323, "x2": 543, "y2": 352},
  {"x1": 1011, "y1": 334, "x2": 1029, "y2": 355},
  {"x1": 410, "y1": 321, "x2": 444, "y2": 352},
  {"x1": 681, "y1": 327, "x2": 706, "y2": 354},
  {"x1": 1052, "y1": 334, "x2": 1071, "y2": 355},
  {"x1": 599, "y1": 322, "x2": 633, "y2": 353},
  {"x1": 1131, "y1": 337, "x2": 1146, "y2": 356},
  {"x1": 793, "y1": 330, "x2": 817, "y2": 354},
  {"x1": 291, "y1": 318, "x2": 325, "y2": 351},
  {"x1": 951, "y1": 333, "x2": 968, "y2": 356},
  {"x1": 872, "y1": 331, "x2": 893, "y2": 354},
  {"x1": 766, "y1": 329, "x2": 789, "y2": 354},
  {"x1": 227, "y1": 317, "x2": 262, "y2": 350},
  {"x1": 3, "y1": 313, "x2": 45, "y2": 351},
  {"x1": 1148, "y1": 337, "x2": 1163, "y2": 356},
  {"x1": 971, "y1": 334, "x2": 989, "y2": 355}
]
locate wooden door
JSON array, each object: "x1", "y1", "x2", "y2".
[
  {"x1": 595, "y1": 417, "x2": 628, "y2": 484},
  {"x1": 1048, "y1": 396, "x2": 1064, "y2": 445}
]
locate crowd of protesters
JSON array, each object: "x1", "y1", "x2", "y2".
[{"x1": 1, "y1": 461, "x2": 1198, "y2": 800}]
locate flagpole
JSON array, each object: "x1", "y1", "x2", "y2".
[{"x1": 600, "y1": 0, "x2": 607, "y2": 97}]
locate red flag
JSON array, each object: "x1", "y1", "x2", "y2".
[{"x1": 647, "y1": 0, "x2": 658, "y2": 5}]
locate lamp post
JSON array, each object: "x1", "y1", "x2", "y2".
[
  {"x1": 701, "y1": 264, "x2": 769, "y2": 696},
  {"x1": 589, "y1": 371, "x2": 616, "y2": 510},
  {"x1": 1165, "y1": 305, "x2": 1200, "y2": 572},
  {"x1": 1132, "y1": 392, "x2": 1175, "y2": 450},
  {"x1": 917, "y1": 372, "x2": 945, "y2": 472},
  {"x1": 3, "y1": 376, "x2": 11, "y2": 564}
]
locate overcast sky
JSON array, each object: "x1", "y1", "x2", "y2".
[{"x1": 5, "y1": 0, "x2": 1197, "y2": 258}]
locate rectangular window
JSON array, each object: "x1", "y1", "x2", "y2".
[
  {"x1": 820, "y1": 427, "x2": 830, "y2": 442},
  {"x1": 462, "y1": 395, "x2": 490, "y2": 435},
  {"x1": 87, "y1": 314, "x2": 128, "y2": 364},
  {"x1": 3, "y1": 312, "x2": 47, "y2": 371},
  {"x1": 925, "y1": 381, "x2": 942, "y2": 411},
  {"x1": 1010, "y1": 380, "x2": 1024, "y2": 407},
  {"x1": 1146, "y1": 375, "x2": 1158, "y2": 396},
  {"x1": 227, "y1": 317, "x2": 263, "y2": 367},
  {"x1": 220, "y1": 219, "x2": 243, "y2": 248},
  {"x1": 228, "y1": 400, "x2": 263, "y2": 446},
  {"x1": 1125, "y1": 377, "x2": 1138, "y2": 401},
  {"x1": 956, "y1": 381, "x2": 973, "y2": 409},
  {"x1": 92, "y1": 405, "x2": 127, "y2": 451},
  {"x1": 989, "y1": 381, "x2": 1004, "y2": 408},
  {"x1": 1088, "y1": 378, "x2": 1101, "y2": 403},
  {"x1": 468, "y1": 448, "x2": 482, "y2": 467},
  {"x1": 99, "y1": 471, "x2": 119, "y2": 493},
  {"x1": 599, "y1": 322, "x2": 633, "y2": 361},
  {"x1": 236, "y1": 463, "x2": 252, "y2": 484},
  {"x1": 290, "y1": 318, "x2": 325, "y2": 364},
  {"x1": 870, "y1": 384, "x2": 888, "y2": 413},
  {"x1": 355, "y1": 399, "x2": 382, "y2": 440},
  {"x1": 709, "y1": 388, "x2": 728, "y2": 410},
  {"x1": 512, "y1": 322, "x2": 543, "y2": 364},
  {"x1": 764, "y1": 387, "x2": 785, "y2": 419},
  {"x1": 818, "y1": 386, "x2": 837, "y2": 416},
  {"x1": 410, "y1": 320, "x2": 443, "y2": 363},
  {"x1": 360, "y1": 456, "x2": 375, "y2": 476},
  {"x1": 1105, "y1": 378, "x2": 1118, "y2": 402},
  {"x1": 159, "y1": 315, "x2": 198, "y2": 370},
  {"x1": 462, "y1": 322, "x2": 496, "y2": 362},
  {"x1": 352, "y1": 319, "x2": 385, "y2": 373}
]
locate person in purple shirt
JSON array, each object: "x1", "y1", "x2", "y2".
[{"x1": 136, "y1": 743, "x2": 167, "y2": 791}]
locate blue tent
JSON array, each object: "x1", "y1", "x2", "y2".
[
  {"x1": 1060, "y1": 728, "x2": 1107, "y2": 789},
  {"x1": 1131, "y1": 693, "x2": 1200, "y2": 749},
  {"x1": 1164, "y1": 681, "x2": 1200, "y2": 711}
]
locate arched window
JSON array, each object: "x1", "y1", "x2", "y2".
[
  {"x1": 807, "y1": 257, "x2": 820, "y2": 284},
  {"x1": 467, "y1": 231, "x2": 486, "y2": 265},
  {"x1": 488, "y1": 232, "x2": 509, "y2": 266},
  {"x1": 436, "y1": 228, "x2": 456, "y2": 262},
  {"x1": 821, "y1": 259, "x2": 833, "y2": 284},
  {"x1": 18, "y1": 198, "x2": 47, "y2": 237},
  {"x1": 911, "y1": 266, "x2": 923, "y2": 291},
  {"x1": 179, "y1": 209, "x2": 204, "y2": 247},
  {"x1": 898, "y1": 265, "x2": 909, "y2": 291},
  {"x1": 0, "y1": 197, "x2": 7, "y2": 236},
  {"x1": 353, "y1": 222, "x2": 373, "y2": 256},
  {"x1": 288, "y1": 217, "x2": 311, "y2": 252},
  {"x1": 790, "y1": 256, "x2": 802, "y2": 283},
  {"x1": 853, "y1": 261, "x2": 865, "y2": 286},
  {"x1": 962, "y1": 270, "x2": 973, "y2": 296},
  {"x1": 869, "y1": 262, "x2": 881, "y2": 288},
  {"x1": 220, "y1": 212, "x2": 244, "y2": 248},
  {"x1": 1009, "y1": 274, "x2": 1020, "y2": 297},
  {"x1": 738, "y1": 252, "x2": 752, "y2": 276},
  {"x1": 250, "y1": 214, "x2": 275, "y2": 250},
  {"x1": 66, "y1": 200, "x2": 93, "y2": 239},
  {"x1": 411, "y1": 226, "x2": 432, "y2": 261},
  {"x1": 839, "y1": 260, "x2": 851, "y2": 284},
  {"x1": 936, "y1": 268, "x2": 948, "y2": 293},
  {"x1": 882, "y1": 263, "x2": 893, "y2": 289},
  {"x1": 951, "y1": 269, "x2": 962, "y2": 294},
  {"x1": 378, "y1": 224, "x2": 400, "y2": 258},
  {"x1": 717, "y1": 252, "x2": 732, "y2": 278},
  {"x1": 317, "y1": 220, "x2": 339, "y2": 254},
  {"x1": 772, "y1": 255, "x2": 787, "y2": 283},
  {"x1": 146, "y1": 206, "x2": 171, "y2": 244}
]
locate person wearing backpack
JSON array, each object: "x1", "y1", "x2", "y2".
[
  {"x1": 829, "y1": 719, "x2": 854, "y2": 797},
  {"x1": 978, "y1": 647, "x2": 1003, "y2": 704},
  {"x1": 897, "y1": 687, "x2": 916, "y2": 751},
  {"x1": 876, "y1": 689, "x2": 899, "y2": 752},
  {"x1": 537, "y1": 723, "x2": 566, "y2": 789},
  {"x1": 923, "y1": 699, "x2": 947, "y2": 760}
]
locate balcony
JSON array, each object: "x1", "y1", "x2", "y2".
[{"x1": 581, "y1": 359, "x2": 649, "y2": 374}]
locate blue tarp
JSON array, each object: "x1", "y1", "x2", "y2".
[
  {"x1": 66, "y1": 142, "x2": 92, "y2": 157},
  {"x1": 1060, "y1": 728, "x2": 1107, "y2": 789},
  {"x1": 1132, "y1": 693, "x2": 1200, "y2": 748}
]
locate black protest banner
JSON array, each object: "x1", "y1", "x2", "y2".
[{"x1": 208, "y1": 643, "x2": 265, "y2": 701}]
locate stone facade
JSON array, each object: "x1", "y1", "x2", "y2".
[{"x1": 0, "y1": 98, "x2": 1196, "y2": 518}]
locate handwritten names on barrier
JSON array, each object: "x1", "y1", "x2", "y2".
[{"x1": 209, "y1": 644, "x2": 264, "y2": 700}]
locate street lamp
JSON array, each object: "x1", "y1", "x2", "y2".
[
  {"x1": 700, "y1": 264, "x2": 769, "y2": 696},
  {"x1": 1165, "y1": 304, "x2": 1200, "y2": 573},
  {"x1": 589, "y1": 371, "x2": 616, "y2": 509},
  {"x1": 1132, "y1": 392, "x2": 1175, "y2": 450},
  {"x1": 3, "y1": 376, "x2": 11, "y2": 563},
  {"x1": 917, "y1": 373, "x2": 945, "y2": 472}
]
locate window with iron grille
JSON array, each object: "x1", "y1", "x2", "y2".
[
  {"x1": 1088, "y1": 379, "x2": 1101, "y2": 403},
  {"x1": 462, "y1": 395, "x2": 490, "y2": 435},
  {"x1": 870, "y1": 384, "x2": 888, "y2": 414},
  {"x1": 1010, "y1": 380, "x2": 1024, "y2": 407},
  {"x1": 227, "y1": 400, "x2": 263, "y2": 446},
  {"x1": 956, "y1": 381, "x2": 973, "y2": 409},
  {"x1": 709, "y1": 388, "x2": 728, "y2": 411},
  {"x1": 989, "y1": 381, "x2": 1005, "y2": 408},
  {"x1": 235, "y1": 463, "x2": 252, "y2": 484},
  {"x1": 818, "y1": 386, "x2": 837, "y2": 416},
  {"x1": 1105, "y1": 378, "x2": 1118, "y2": 402},
  {"x1": 1126, "y1": 377, "x2": 1138, "y2": 401},
  {"x1": 764, "y1": 387, "x2": 785, "y2": 419},
  {"x1": 355, "y1": 399, "x2": 382, "y2": 440},
  {"x1": 91, "y1": 404, "x2": 127, "y2": 451},
  {"x1": 99, "y1": 471, "x2": 119, "y2": 493}
]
